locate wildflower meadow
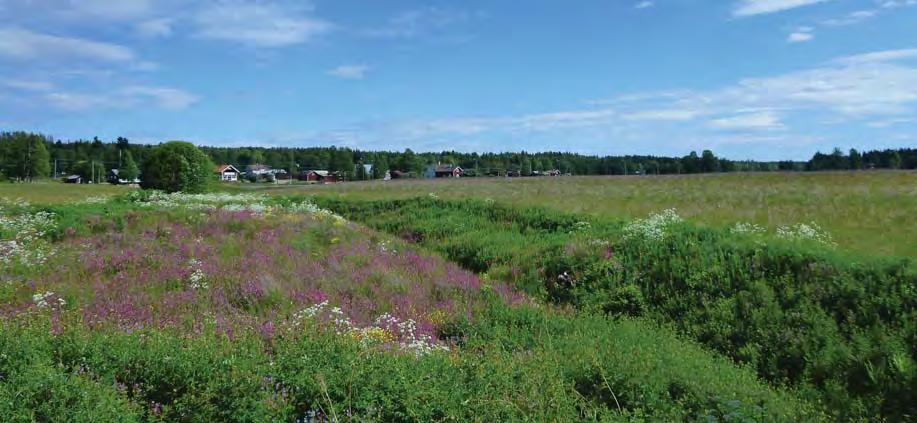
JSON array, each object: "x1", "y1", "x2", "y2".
[{"x1": 1, "y1": 185, "x2": 913, "y2": 421}]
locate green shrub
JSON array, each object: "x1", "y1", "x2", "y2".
[
  {"x1": 316, "y1": 196, "x2": 916, "y2": 421},
  {"x1": 140, "y1": 141, "x2": 214, "y2": 193}
]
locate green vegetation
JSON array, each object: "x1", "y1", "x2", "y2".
[
  {"x1": 140, "y1": 141, "x2": 214, "y2": 193},
  {"x1": 0, "y1": 132, "x2": 51, "y2": 182},
  {"x1": 0, "y1": 194, "x2": 820, "y2": 421},
  {"x1": 0, "y1": 183, "x2": 129, "y2": 204},
  {"x1": 314, "y1": 196, "x2": 916, "y2": 421},
  {"x1": 267, "y1": 171, "x2": 916, "y2": 258}
]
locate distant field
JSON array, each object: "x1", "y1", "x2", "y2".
[
  {"x1": 245, "y1": 171, "x2": 917, "y2": 258},
  {"x1": 0, "y1": 182, "x2": 130, "y2": 204}
]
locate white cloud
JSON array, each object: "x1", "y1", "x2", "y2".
[
  {"x1": 42, "y1": 86, "x2": 198, "y2": 111},
  {"x1": 0, "y1": 28, "x2": 134, "y2": 62},
  {"x1": 733, "y1": 0, "x2": 830, "y2": 17},
  {"x1": 194, "y1": 2, "x2": 332, "y2": 47},
  {"x1": 3, "y1": 79, "x2": 54, "y2": 91},
  {"x1": 327, "y1": 64, "x2": 371, "y2": 80},
  {"x1": 708, "y1": 111, "x2": 785, "y2": 130},
  {"x1": 136, "y1": 18, "x2": 173, "y2": 38},
  {"x1": 787, "y1": 31, "x2": 814, "y2": 43},
  {"x1": 821, "y1": 9, "x2": 878, "y2": 26},
  {"x1": 364, "y1": 7, "x2": 482, "y2": 39},
  {"x1": 69, "y1": 0, "x2": 153, "y2": 20},
  {"x1": 333, "y1": 48, "x2": 917, "y2": 149},
  {"x1": 634, "y1": 1, "x2": 655, "y2": 9},
  {"x1": 622, "y1": 109, "x2": 700, "y2": 121},
  {"x1": 834, "y1": 48, "x2": 917, "y2": 65},
  {"x1": 121, "y1": 86, "x2": 199, "y2": 110}
]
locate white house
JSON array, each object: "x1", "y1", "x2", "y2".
[{"x1": 215, "y1": 164, "x2": 241, "y2": 182}]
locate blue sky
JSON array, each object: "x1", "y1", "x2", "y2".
[{"x1": 1, "y1": 0, "x2": 916, "y2": 160}]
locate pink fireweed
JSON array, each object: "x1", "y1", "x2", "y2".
[{"x1": 6, "y1": 206, "x2": 525, "y2": 355}]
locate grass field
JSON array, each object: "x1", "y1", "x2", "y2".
[
  {"x1": 1, "y1": 192, "x2": 823, "y2": 421},
  {"x1": 0, "y1": 182, "x2": 130, "y2": 204},
  {"x1": 237, "y1": 171, "x2": 917, "y2": 258}
]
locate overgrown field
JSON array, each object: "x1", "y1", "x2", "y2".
[
  {"x1": 0, "y1": 182, "x2": 129, "y2": 204},
  {"x1": 315, "y1": 196, "x2": 916, "y2": 421},
  {"x1": 0, "y1": 193, "x2": 820, "y2": 421},
  {"x1": 246, "y1": 171, "x2": 917, "y2": 258}
]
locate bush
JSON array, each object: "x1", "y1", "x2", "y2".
[{"x1": 140, "y1": 141, "x2": 214, "y2": 193}]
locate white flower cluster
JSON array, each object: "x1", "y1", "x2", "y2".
[
  {"x1": 378, "y1": 240, "x2": 397, "y2": 254},
  {"x1": 187, "y1": 259, "x2": 208, "y2": 289},
  {"x1": 374, "y1": 313, "x2": 449, "y2": 357},
  {"x1": 292, "y1": 303, "x2": 449, "y2": 357},
  {"x1": 622, "y1": 209, "x2": 683, "y2": 242},
  {"x1": 776, "y1": 222, "x2": 836, "y2": 247},
  {"x1": 33, "y1": 291, "x2": 65, "y2": 309},
  {"x1": 570, "y1": 221, "x2": 592, "y2": 233},
  {"x1": 0, "y1": 209, "x2": 57, "y2": 268},
  {"x1": 133, "y1": 191, "x2": 270, "y2": 211},
  {"x1": 730, "y1": 222, "x2": 767, "y2": 235}
]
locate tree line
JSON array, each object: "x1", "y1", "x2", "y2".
[{"x1": 1, "y1": 131, "x2": 914, "y2": 182}]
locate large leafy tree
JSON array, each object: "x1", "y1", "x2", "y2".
[
  {"x1": 119, "y1": 151, "x2": 140, "y2": 182},
  {"x1": 140, "y1": 141, "x2": 214, "y2": 193},
  {"x1": 0, "y1": 131, "x2": 51, "y2": 181}
]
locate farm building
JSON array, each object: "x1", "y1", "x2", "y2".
[
  {"x1": 107, "y1": 169, "x2": 140, "y2": 185},
  {"x1": 63, "y1": 175, "x2": 82, "y2": 184},
  {"x1": 245, "y1": 164, "x2": 287, "y2": 176},
  {"x1": 299, "y1": 170, "x2": 340, "y2": 183},
  {"x1": 424, "y1": 164, "x2": 464, "y2": 178},
  {"x1": 215, "y1": 164, "x2": 240, "y2": 182}
]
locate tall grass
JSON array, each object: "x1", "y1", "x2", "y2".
[
  {"x1": 0, "y1": 193, "x2": 820, "y2": 421},
  {"x1": 257, "y1": 171, "x2": 917, "y2": 257},
  {"x1": 316, "y1": 196, "x2": 916, "y2": 420}
]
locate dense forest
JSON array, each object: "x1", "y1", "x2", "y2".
[{"x1": 0, "y1": 131, "x2": 914, "y2": 182}]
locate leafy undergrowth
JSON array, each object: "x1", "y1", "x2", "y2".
[
  {"x1": 316, "y1": 196, "x2": 916, "y2": 421},
  {"x1": 0, "y1": 194, "x2": 819, "y2": 421}
]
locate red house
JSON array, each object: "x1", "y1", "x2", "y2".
[{"x1": 300, "y1": 170, "x2": 340, "y2": 183}]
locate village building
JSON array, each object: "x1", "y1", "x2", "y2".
[
  {"x1": 215, "y1": 164, "x2": 241, "y2": 182},
  {"x1": 107, "y1": 169, "x2": 140, "y2": 185},
  {"x1": 299, "y1": 170, "x2": 340, "y2": 183},
  {"x1": 424, "y1": 164, "x2": 464, "y2": 178}
]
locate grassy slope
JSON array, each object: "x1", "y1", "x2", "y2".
[
  {"x1": 0, "y1": 197, "x2": 820, "y2": 421},
  {"x1": 313, "y1": 196, "x2": 916, "y2": 420},
  {"x1": 245, "y1": 171, "x2": 917, "y2": 258}
]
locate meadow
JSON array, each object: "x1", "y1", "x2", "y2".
[
  {"x1": 244, "y1": 171, "x2": 917, "y2": 258},
  {"x1": 0, "y1": 191, "x2": 821, "y2": 421},
  {"x1": 1, "y1": 174, "x2": 914, "y2": 421}
]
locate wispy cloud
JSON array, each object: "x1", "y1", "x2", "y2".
[
  {"x1": 327, "y1": 64, "x2": 371, "y2": 80},
  {"x1": 708, "y1": 111, "x2": 785, "y2": 130},
  {"x1": 135, "y1": 18, "x2": 173, "y2": 38},
  {"x1": 787, "y1": 26, "x2": 814, "y2": 43},
  {"x1": 194, "y1": 2, "x2": 332, "y2": 47},
  {"x1": 304, "y1": 48, "x2": 917, "y2": 154},
  {"x1": 3, "y1": 79, "x2": 54, "y2": 91},
  {"x1": 733, "y1": 0, "x2": 830, "y2": 17},
  {"x1": 634, "y1": 1, "x2": 655, "y2": 9},
  {"x1": 42, "y1": 85, "x2": 199, "y2": 111},
  {"x1": 0, "y1": 28, "x2": 135, "y2": 62},
  {"x1": 363, "y1": 7, "x2": 483, "y2": 39}
]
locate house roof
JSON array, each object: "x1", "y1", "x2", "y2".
[
  {"x1": 215, "y1": 164, "x2": 239, "y2": 173},
  {"x1": 433, "y1": 165, "x2": 462, "y2": 172},
  {"x1": 306, "y1": 170, "x2": 330, "y2": 176}
]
